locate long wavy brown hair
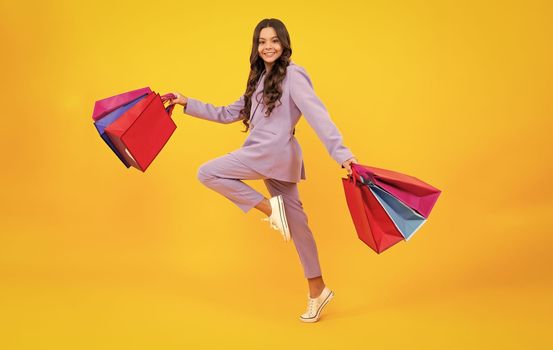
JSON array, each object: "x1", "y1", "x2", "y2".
[{"x1": 239, "y1": 18, "x2": 292, "y2": 133}]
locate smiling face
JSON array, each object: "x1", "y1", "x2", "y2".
[{"x1": 258, "y1": 27, "x2": 282, "y2": 69}]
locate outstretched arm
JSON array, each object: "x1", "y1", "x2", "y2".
[
  {"x1": 289, "y1": 65, "x2": 355, "y2": 168},
  {"x1": 184, "y1": 94, "x2": 247, "y2": 124}
]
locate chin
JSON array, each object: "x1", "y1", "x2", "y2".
[{"x1": 264, "y1": 57, "x2": 281, "y2": 64}]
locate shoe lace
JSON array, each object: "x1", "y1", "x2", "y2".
[{"x1": 306, "y1": 297, "x2": 318, "y2": 315}]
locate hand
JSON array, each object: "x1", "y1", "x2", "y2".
[
  {"x1": 162, "y1": 92, "x2": 188, "y2": 107},
  {"x1": 342, "y1": 157, "x2": 358, "y2": 175}
]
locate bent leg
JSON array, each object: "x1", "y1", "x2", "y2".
[
  {"x1": 197, "y1": 153, "x2": 267, "y2": 214},
  {"x1": 263, "y1": 179, "x2": 322, "y2": 279}
]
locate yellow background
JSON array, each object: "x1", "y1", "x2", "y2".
[{"x1": 1, "y1": 0, "x2": 552, "y2": 348}]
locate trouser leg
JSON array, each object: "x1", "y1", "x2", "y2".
[
  {"x1": 197, "y1": 153, "x2": 267, "y2": 214},
  {"x1": 263, "y1": 179, "x2": 322, "y2": 279}
]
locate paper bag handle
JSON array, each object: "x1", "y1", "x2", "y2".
[
  {"x1": 351, "y1": 163, "x2": 375, "y2": 186},
  {"x1": 161, "y1": 93, "x2": 177, "y2": 117}
]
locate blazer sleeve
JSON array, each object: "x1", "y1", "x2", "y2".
[
  {"x1": 184, "y1": 94, "x2": 246, "y2": 124},
  {"x1": 289, "y1": 65, "x2": 354, "y2": 168}
]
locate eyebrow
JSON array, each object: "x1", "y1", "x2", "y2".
[{"x1": 259, "y1": 36, "x2": 278, "y2": 40}]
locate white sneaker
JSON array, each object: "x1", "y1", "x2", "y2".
[
  {"x1": 261, "y1": 194, "x2": 291, "y2": 242},
  {"x1": 299, "y1": 286, "x2": 334, "y2": 323}
]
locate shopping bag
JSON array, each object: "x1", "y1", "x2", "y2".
[
  {"x1": 368, "y1": 183, "x2": 427, "y2": 241},
  {"x1": 342, "y1": 167, "x2": 405, "y2": 253},
  {"x1": 351, "y1": 163, "x2": 441, "y2": 218},
  {"x1": 104, "y1": 91, "x2": 177, "y2": 172},
  {"x1": 92, "y1": 87, "x2": 151, "y2": 121},
  {"x1": 342, "y1": 163, "x2": 441, "y2": 253},
  {"x1": 93, "y1": 94, "x2": 149, "y2": 168}
]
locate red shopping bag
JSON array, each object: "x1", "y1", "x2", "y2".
[
  {"x1": 104, "y1": 91, "x2": 176, "y2": 172},
  {"x1": 342, "y1": 167, "x2": 405, "y2": 254}
]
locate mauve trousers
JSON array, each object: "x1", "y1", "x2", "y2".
[{"x1": 196, "y1": 152, "x2": 322, "y2": 279}]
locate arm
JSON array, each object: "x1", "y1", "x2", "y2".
[
  {"x1": 184, "y1": 94, "x2": 246, "y2": 124},
  {"x1": 289, "y1": 65, "x2": 354, "y2": 168}
]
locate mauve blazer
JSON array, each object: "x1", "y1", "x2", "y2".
[{"x1": 183, "y1": 61, "x2": 354, "y2": 183}]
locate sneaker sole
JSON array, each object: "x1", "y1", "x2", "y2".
[
  {"x1": 276, "y1": 195, "x2": 291, "y2": 241},
  {"x1": 299, "y1": 290, "x2": 334, "y2": 323}
]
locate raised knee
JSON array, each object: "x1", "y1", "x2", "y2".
[{"x1": 197, "y1": 164, "x2": 213, "y2": 184}]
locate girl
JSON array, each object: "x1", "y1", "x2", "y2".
[{"x1": 164, "y1": 18, "x2": 358, "y2": 323}]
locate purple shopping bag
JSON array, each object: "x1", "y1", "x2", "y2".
[{"x1": 351, "y1": 163, "x2": 441, "y2": 218}]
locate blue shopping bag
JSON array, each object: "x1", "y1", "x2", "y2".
[{"x1": 365, "y1": 181, "x2": 427, "y2": 241}]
